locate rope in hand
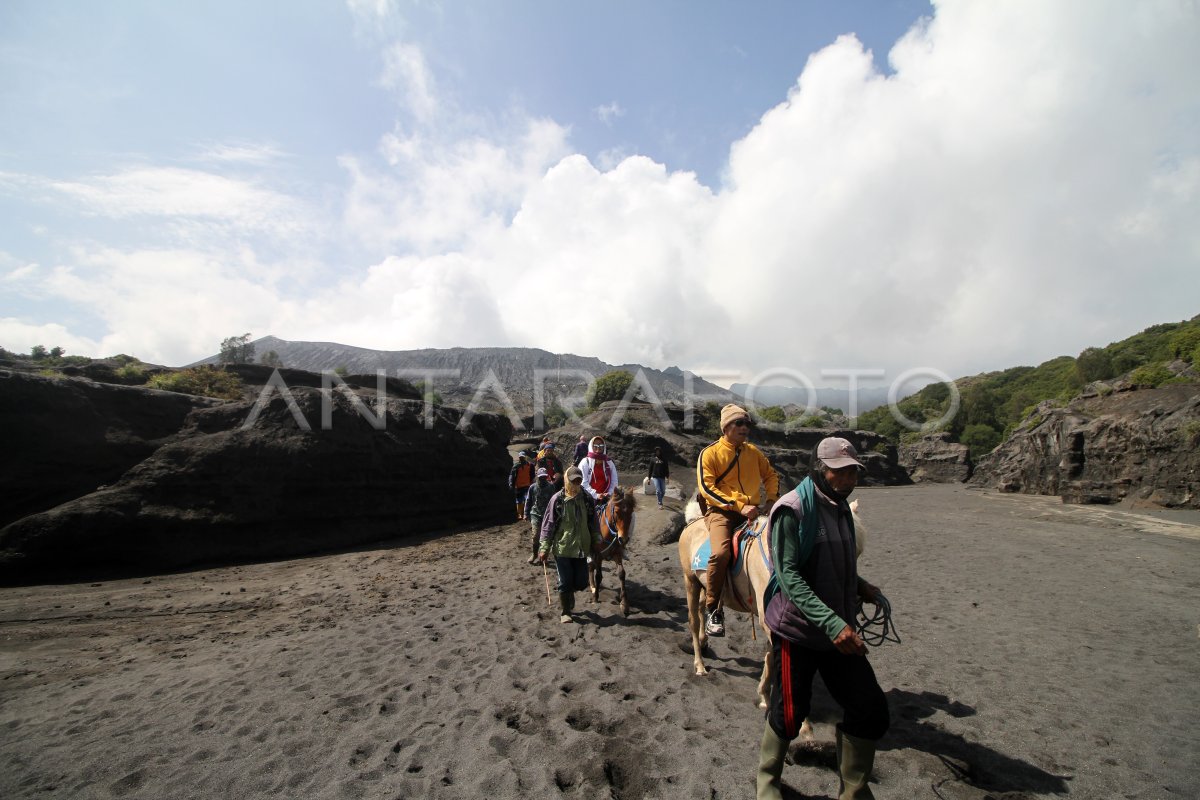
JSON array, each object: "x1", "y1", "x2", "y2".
[{"x1": 855, "y1": 590, "x2": 901, "y2": 647}]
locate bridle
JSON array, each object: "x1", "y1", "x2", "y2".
[{"x1": 597, "y1": 496, "x2": 633, "y2": 556}]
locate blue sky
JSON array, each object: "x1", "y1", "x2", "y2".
[{"x1": 2, "y1": 1, "x2": 1198, "y2": 391}]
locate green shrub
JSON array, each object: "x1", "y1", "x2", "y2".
[
  {"x1": 799, "y1": 415, "x2": 826, "y2": 428},
  {"x1": 116, "y1": 364, "x2": 149, "y2": 383},
  {"x1": 218, "y1": 333, "x2": 255, "y2": 365},
  {"x1": 757, "y1": 406, "x2": 786, "y2": 424},
  {"x1": 1076, "y1": 347, "x2": 1116, "y2": 382},
  {"x1": 1183, "y1": 421, "x2": 1200, "y2": 447},
  {"x1": 586, "y1": 370, "x2": 636, "y2": 409},
  {"x1": 1128, "y1": 363, "x2": 1175, "y2": 388},
  {"x1": 1169, "y1": 327, "x2": 1200, "y2": 362},
  {"x1": 960, "y1": 423, "x2": 1003, "y2": 457},
  {"x1": 411, "y1": 380, "x2": 443, "y2": 406},
  {"x1": 543, "y1": 404, "x2": 569, "y2": 428},
  {"x1": 147, "y1": 366, "x2": 243, "y2": 399},
  {"x1": 699, "y1": 401, "x2": 722, "y2": 438}
]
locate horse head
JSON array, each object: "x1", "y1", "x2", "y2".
[{"x1": 604, "y1": 486, "x2": 638, "y2": 546}]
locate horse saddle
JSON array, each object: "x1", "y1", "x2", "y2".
[{"x1": 689, "y1": 515, "x2": 770, "y2": 574}]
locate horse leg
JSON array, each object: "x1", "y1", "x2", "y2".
[
  {"x1": 616, "y1": 555, "x2": 628, "y2": 617},
  {"x1": 757, "y1": 646, "x2": 772, "y2": 710},
  {"x1": 589, "y1": 559, "x2": 602, "y2": 604},
  {"x1": 685, "y1": 572, "x2": 708, "y2": 676}
]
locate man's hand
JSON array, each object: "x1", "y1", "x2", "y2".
[
  {"x1": 744, "y1": 505, "x2": 760, "y2": 522},
  {"x1": 537, "y1": 551, "x2": 548, "y2": 563},
  {"x1": 832, "y1": 625, "x2": 867, "y2": 656}
]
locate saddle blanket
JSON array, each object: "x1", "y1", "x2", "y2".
[{"x1": 689, "y1": 519, "x2": 768, "y2": 574}]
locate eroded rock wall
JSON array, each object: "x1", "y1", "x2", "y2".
[
  {"x1": 969, "y1": 384, "x2": 1200, "y2": 507},
  {"x1": 1, "y1": 374, "x2": 512, "y2": 578}
]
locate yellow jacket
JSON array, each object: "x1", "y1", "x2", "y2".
[{"x1": 696, "y1": 437, "x2": 779, "y2": 514}]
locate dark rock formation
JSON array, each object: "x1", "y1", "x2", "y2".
[
  {"x1": 0, "y1": 370, "x2": 222, "y2": 530},
  {"x1": 899, "y1": 432, "x2": 973, "y2": 483},
  {"x1": 0, "y1": 372, "x2": 513, "y2": 580},
  {"x1": 969, "y1": 383, "x2": 1200, "y2": 508}
]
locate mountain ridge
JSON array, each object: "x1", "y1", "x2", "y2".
[{"x1": 195, "y1": 336, "x2": 736, "y2": 418}]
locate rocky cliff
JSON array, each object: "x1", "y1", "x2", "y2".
[
  {"x1": 899, "y1": 432, "x2": 973, "y2": 483},
  {"x1": 0, "y1": 369, "x2": 513, "y2": 580},
  {"x1": 0, "y1": 370, "x2": 222, "y2": 530},
  {"x1": 969, "y1": 383, "x2": 1200, "y2": 507}
]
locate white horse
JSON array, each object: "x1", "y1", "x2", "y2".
[{"x1": 678, "y1": 495, "x2": 864, "y2": 733}]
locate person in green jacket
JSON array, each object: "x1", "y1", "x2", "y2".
[
  {"x1": 755, "y1": 437, "x2": 888, "y2": 800},
  {"x1": 537, "y1": 466, "x2": 601, "y2": 624}
]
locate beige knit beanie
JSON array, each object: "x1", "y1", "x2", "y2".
[{"x1": 720, "y1": 403, "x2": 749, "y2": 432}]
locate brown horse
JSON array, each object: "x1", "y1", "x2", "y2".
[
  {"x1": 678, "y1": 496, "x2": 864, "y2": 718},
  {"x1": 588, "y1": 487, "x2": 637, "y2": 616}
]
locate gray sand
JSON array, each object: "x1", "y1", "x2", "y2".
[{"x1": 1, "y1": 484, "x2": 1198, "y2": 798}]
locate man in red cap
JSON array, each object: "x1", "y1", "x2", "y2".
[
  {"x1": 696, "y1": 403, "x2": 779, "y2": 636},
  {"x1": 755, "y1": 436, "x2": 888, "y2": 800}
]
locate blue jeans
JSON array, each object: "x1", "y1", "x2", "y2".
[
  {"x1": 554, "y1": 556, "x2": 590, "y2": 593},
  {"x1": 652, "y1": 477, "x2": 666, "y2": 504}
]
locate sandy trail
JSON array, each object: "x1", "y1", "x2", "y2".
[{"x1": 1, "y1": 484, "x2": 1197, "y2": 799}]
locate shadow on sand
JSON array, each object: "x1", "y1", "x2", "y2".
[{"x1": 796, "y1": 685, "x2": 1070, "y2": 797}]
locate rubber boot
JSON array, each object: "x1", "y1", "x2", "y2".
[
  {"x1": 559, "y1": 592, "x2": 573, "y2": 623},
  {"x1": 528, "y1": 526, "x2": 539, "y2": 565},
  {"x1": 836, "y1": 726, "x2": 877, "y2": 800},
  {"x1": 756, "y1": 722, "x2": 787, "y2": 800}
]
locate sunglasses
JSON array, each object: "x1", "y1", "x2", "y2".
[{"x1": 731, "y1": 418, "x2": 753, "y2": 427}]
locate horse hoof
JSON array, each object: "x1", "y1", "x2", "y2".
[{"x1": 695, "y1": 666, "x2": 708, "y2": 676}]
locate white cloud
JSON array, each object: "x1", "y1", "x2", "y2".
[
  {"x1": 0, "y1": 318, "x2": 101, "y2": 358},
  {"x1": 195, "y1": 141, "x2": 287, "y2": 165},
  {"x1": 342, "y1": 116, "x2": 571, "y2": 252},
  {"x1": 6, "y1": 0, "x2": 1198, "y2": 382},
  {"x1": 2, "y1": 262, "x2": 39, "y2": 284},
  {"x1": 594, "y1": 101, "x2": 625, "y2": 126},
  {"x1": 37, "y1": 247, "x2": 288, "y2": 365},
  {"x1": 345, "y1": 0, "x2": 398, "y2": 38},
  {"x1": 378, "y1": 42, "x2": 438, "y2": 122},
  {"x1": 44, "y1": 167, "x2": 307, "y2": 237}
]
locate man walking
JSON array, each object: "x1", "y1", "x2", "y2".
[
  {"x1": 508, "y1": 452, "x2": 535, "y2": 521},
  {"x1": 756, "y1": 437, "x2": 889, "y2": 799}
]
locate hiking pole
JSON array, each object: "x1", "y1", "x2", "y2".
[{"x1": 542, "y1": 561, "x2": 552, "y2": 606}]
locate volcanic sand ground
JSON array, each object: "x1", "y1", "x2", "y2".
[{"x1": 1, "y1": 483, "x2": 1198, "y2": 799}]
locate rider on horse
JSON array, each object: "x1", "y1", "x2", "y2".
[{"x1": 696, "y1": 404, "x2": 779, "y2": 637}]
